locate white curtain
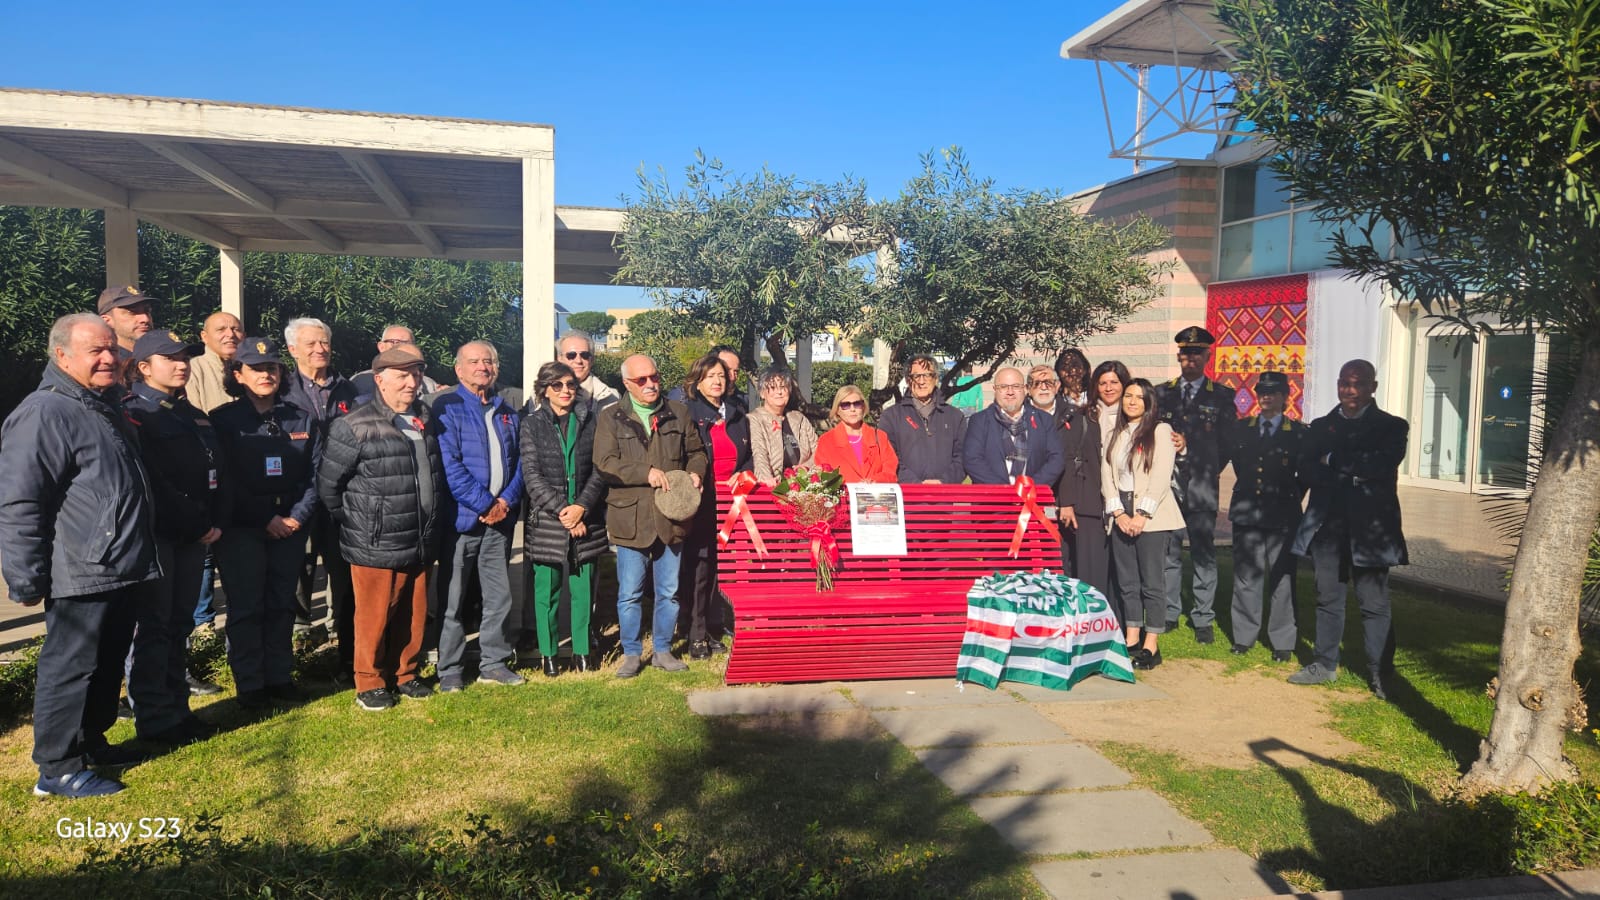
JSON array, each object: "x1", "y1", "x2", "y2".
[{"x1": 1305, "y1": 269, "x2": 1385, "y2": 419}]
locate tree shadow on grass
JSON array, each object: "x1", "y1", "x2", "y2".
[
  {"x1": 10, "y1": 699, "x2": 1041, "y2": 898},
  {"x1": 1249, "y1": 737, "x2": 1514, "y2": 890}
]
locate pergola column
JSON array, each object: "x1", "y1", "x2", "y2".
[
  {"x1": 521, "y1": 154, "x2": 556, "y2": 398},
  {"x1": 219, "y1": 248, "x2": 244, "y2": 324},
  {"x1": 872, "y1": 243, "x2": 896, "y2": 389},
  {"x1": 104, "y1": 207, "x2": 138, "y2": 289}
]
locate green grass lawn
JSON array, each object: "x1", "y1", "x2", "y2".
[
  {"x1": 0, "y1": 641, "x2": 1042, "y2": 898},
  {"x1": 1099, "y1": 549, "x2": 1600, "y2": 892}
]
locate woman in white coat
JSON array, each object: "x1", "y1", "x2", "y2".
[{"x1": 1101, "y1": 378, "x2": 1184, "y2": 670}]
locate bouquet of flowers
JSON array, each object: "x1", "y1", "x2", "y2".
[{"x1": 771, "y1": 463, "x2": 847, "y2": 591}]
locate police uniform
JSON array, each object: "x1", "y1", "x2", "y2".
[
  {"x1": 1153, "y1": 326, "x2": 1238, "y2": 639},
  {"x1": 123, "y1": 331, "x2": 228, "y2": 742},
  {"x1": 210, "y1": 337, "x2": 321, "y2": 704},
  {"x1": 1223, "y1": 372, "x2": 1304, "y2": 657}
]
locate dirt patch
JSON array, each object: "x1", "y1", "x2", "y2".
[
  {"x1": 1033, "y1": 658, "x2": 1366, "y2": 769},
  {"x1": 718, "y1": 709, "x2": 883, "y2": 742}
]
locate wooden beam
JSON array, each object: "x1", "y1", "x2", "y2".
[
  {"x1": 281, "y1": 218, "x2": 345, "y2": 252},
  {"x1": 0, "y1": 135, "x2": 129, "y2": 206},
  {"x1": 141, "y1": 212, "x2": 239, "y2": 249},
  {"x1": 142, "y1": 140, "x2": 277, "y2": 211},
  {"x1": 123, "y1": 190, "x2": 524, "y2": 229},
  {"x1": 407, "y1": 223, "x2": 445, "y2": 255},
  {"x1": 339, "y1": 150, "x2": 447, "y2": 256},
  {"x1": 237, "y1": 237, "x2": 518, "y2": 262}
]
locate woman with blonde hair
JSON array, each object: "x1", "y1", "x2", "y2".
[
  {"x1": 814, "y1": 384, "x2": 899, "y2": 483},
  {"x1": 1101, "y1": 378, "x2": 1182, "y2": 670}
]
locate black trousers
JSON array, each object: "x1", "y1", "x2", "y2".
[
  {"x1": 1309, "y1": 528, "x2": 1395, "y2": 673},
  {"x1": 33, "y1": 586, "x2": 141, "y2": 777},
  {"x1": 1062, "y1": 512, "x2": 1111, "y2": 601},
  {"x1": 677, "y1": 523, "x2": 726, "y2": 643}
]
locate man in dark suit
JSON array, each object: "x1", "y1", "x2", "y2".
[
  {"x1": 1155, "y1": 326, "x2": 1238, "y2": 644},
  {"x1": 1287, "y1": 359, "x2": 1408, "y2": 700},
  {"x1": 1225, "y1": 372, "x2": 1305, "y2": 662},
  {"x1": 962, "y1": 367, "x2": 1064, "y2": 487}
]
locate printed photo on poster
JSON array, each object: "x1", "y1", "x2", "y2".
[{"x1": 847, "y1": 483, "x2": 907, "y2": 556}]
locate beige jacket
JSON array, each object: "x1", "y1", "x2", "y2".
[
  {"x1": 747, "y1": 408, "x2": 818, "y2": 484},
  {"x1": 1100, "y1": 422, "x2": 1183, "y2": 532},
  {"x1": 185, "y1": 349, "x2": 231, "y2": 413}
]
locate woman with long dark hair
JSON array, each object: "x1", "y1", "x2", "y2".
[
  {"x1": 677, "y1": 352, "x2": 753, "y2": 658},
  {"x1": 520, "y1": 361, "x2": 609, "y2": 676},
  {"x1": 1101, "y1": 378, "x2": 1182, "y2": 669},
  {"x1": 209, "y1": 337, "x2": 319, "y2": 708},
  {"x1": 1089, "y1": 360, "x2": 1131, "y2": 456},
  {"x1": 1052, "y1": 358, "x2": 1108, "y2": 597},
  {"x1": 1054, "y1": 348, "x2": 1093, "y2": 413}
]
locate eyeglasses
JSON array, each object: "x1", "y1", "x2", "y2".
[
  {"x1": 1028, "y1": 379, "x2": 1059, "y2": 388},
  {"x1": 563, "y1": 350, "x2": 593, "y2": 361},
  {"x1": 995, "y1": 383, "x2": 1026, "y2": 392},
  {"x1": 907, "y1": 373, "x2": 936, "y2": 383},
  {"x1": 625, "y1": 373, "x2": 661, "y2": 386},
  {"x1": 378, "y1": 338, "x2": 405, "y2": 346},
  {"x1": 550, "y1": 380, "x2": 579, "y2": 391},
  {"x1": 839, "y1": 400, "x2": 865, "y2": 410}
]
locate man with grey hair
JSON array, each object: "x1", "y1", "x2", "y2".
[
  {"x1": 431, "y1": 340, "x2": 524, "y2": 690},
  {"x1": 282, "y1": 316, "x2": 359, "y2": 668},
  {"x1": 557, "y1": 330, "x2": 618, "y2": 413},
  {"x1": 2, "y1": 314, "x2": 160, "y2": 797},
  {"x1": 352, "y1": 324, "x2": 439, "y2": 397}
]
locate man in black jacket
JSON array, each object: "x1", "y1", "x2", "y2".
[
  {"x1": 1154, "y1": 327, "x2": 1239, "y2": 644},
  {"x1": 318, "y1": 347, "x2": 446, "y2": 712},
  {"x1": 1, "y1": 314, "x2": 160, "y2": 798},
  {"x1": 1224, "y1": 372, "x2": 1305, "y2": 663},
  {"x1": 1288, "y1": 360, "x2": 1408, "y2": 699},
  {"x1": 283, "y1": 316, "x2": 359, "y2": 659},
  {"x1": 880, "y1": 356, "x2": 967, "y2": 484},
  {"x1": 962, "y1": 367, "x2": 1065, "y2": 487}
]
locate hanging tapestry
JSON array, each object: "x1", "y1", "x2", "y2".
[{"x1": 1205, "y1": 273, "x2": 1309, "y2": 419}]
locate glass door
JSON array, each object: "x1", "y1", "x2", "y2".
[
  {"x1": 1477, "y1": 333, "x2": 1536, "y2": 490},
  {"x1": 1415, "y1": 334, "x2": 1474, "y2": 484}
]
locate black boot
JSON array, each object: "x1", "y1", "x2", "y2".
[
  {"x1": 1368, "y1": 669, "x2": 1389, "y2": 701},
  {"x1": 542, "y1": 656, "x2": 560, "y2": 678}
]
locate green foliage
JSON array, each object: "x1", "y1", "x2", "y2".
[
  {"x1": 0, "y1": 638, "x2": 41, "y2": 725},
  {"x1": 591, "y1": 350, "x2": 626, "y2": 393},
  {"x1": 1493, "y1": 777, "x2": 1600, "y2": 872},
  {"x1": 621, "y1": 308, "x2": 731, "y2": 392},
  {"x1": 867, "y1": 149, "x2": 1171, "y2": 401},
  {"x1": 65, "y1": 808, "x2": 946, "y2": 898},
  {"x1": 616, "y1": 151, "x2": 874, "y2": 373},
  {"x1": 564, "y1": 310, "x2": 616, "y2": 338},
  {"x1": 808, "y1": 361, "x2": 873, "y2": 411}
]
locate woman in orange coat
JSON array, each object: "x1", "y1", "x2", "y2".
[{"x1": 815, "y1": 385, "x2": 899, "y2": 483}]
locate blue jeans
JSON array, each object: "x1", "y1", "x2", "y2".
[
  {"x1": 193, "y1": 550, "x2": 216, "y2": 628},
  {"x1": 614, "y1": 541, "x2": 682, "y2": 658}
]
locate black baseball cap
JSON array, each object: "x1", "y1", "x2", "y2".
[
  {"x1": 235, "y1": 336, "x2": 282, "y2": 366},
  {"x1": 132, "y1": 330, "x2": 202, "y2": 363},
  {"x1": 97, "y1": 284, "x2": 156, "y2": 315}
]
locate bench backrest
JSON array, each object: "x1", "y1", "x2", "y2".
[{"x1": 715, "y1": 483, "x2": 1060, "y2": 588}]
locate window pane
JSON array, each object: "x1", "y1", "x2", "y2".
[
  {"x1": 1221, "y1": 162, "x2": 1291, "y2": 222},
  {"x1": 1218, "y1": 216, "x2": 1291, "y2": 280},
  {"x1": 1290, "y1": 209, "x2": 1339, "y2": 272}
]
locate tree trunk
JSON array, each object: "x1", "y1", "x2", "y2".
[
  {"x1": 764, "y1": 333, "x2": 789, "y2": 370},
  {"x1": 1462, "y1": 340, "x2": 1600, "y2": 795}
]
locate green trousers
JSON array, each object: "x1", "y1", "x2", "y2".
[{"x1": 530, "y1": 558, "x2": 595, "y2": 657}]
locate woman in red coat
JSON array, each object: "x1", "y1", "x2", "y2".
[{"x1": 815, "y1": 385, "x2": 899, "y2": 483}]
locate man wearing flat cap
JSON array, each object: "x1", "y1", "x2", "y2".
[
  {"x1": 593, "y1": 354, "x2": 707, "y2": 679},
  {"x1": 1224, "y1": 372, "x2": 1304, "y2": 663},
  {"x1": 318, "y1": 345, "x2": 445, "y2": 712},
  {"x1": 1155, "y1": 326, "x2": 1238, "y2": 644}
]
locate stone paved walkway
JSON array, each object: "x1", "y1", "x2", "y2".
[{"x1": 689, "y1": 676, "x2": 1292, "y2": 900}]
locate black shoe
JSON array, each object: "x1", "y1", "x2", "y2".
[
  {"x1": 689, "y1": 640, "x2": 712, "y2": 661},
  {"x1": 265, "y1": 682, "x2": 307, "y2": 704},
  {"x1": 187, "y1": 670, "x2": 224, "y2": 696},
  {"x1": 395, "y1": 680, "x2": 433, "y2": 700},
  {"x1": 573, "y1": 654, "x2": 594, "y2": 673},
  {"x1": 355, "y1": 688, "x2": 396, "y2": 712},
  {"x1": 1194, "y1": 625, "x2": 1215, "y2": 645},
  {"x1": 83, "y1": 741, "x2": 149, "y2": 767},
  {"x1": 1133, "y1": 649, "x2": 1163, "y2": 670},
  {"x1": 1272, "y1": 650, "x2": 1293, "y2": 664},
  {"x1": 540, "y1": 656, "x2": 560, "y2": 678},
  {"x1": 141, "y1": 721, "x2": 201, "y2": 747},
  {"x1": 236, "y1": 688, "x2": 272, "y2": 711},
  {"x1": 1230, "y1": 643, "x2": 1249, "y2": 655},
  {"x1": 1369, "y1": 671, "x2": 1389, "y2": 701}
]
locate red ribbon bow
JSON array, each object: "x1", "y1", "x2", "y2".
[
  {"x1": 1009, "y1": 475, "x2": 1062, "y2": 558},
  {"x1": 803, "y1": 520, "x2": 841, "y2": 570},
  {"x1": 717, "y1": 471, "x2": 768, "y2": 563}
]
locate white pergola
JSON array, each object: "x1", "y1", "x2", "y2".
[
  {"x1": 0, "y1": 88, "x2": 629, "y2": 386},
  {"x1": 1061, "y1": 0, "x2": 1244, "y2": 163}
]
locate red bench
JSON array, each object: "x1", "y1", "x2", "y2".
[{"x1": 715, "y1": 483, "x2": 1060, "y2": 684}]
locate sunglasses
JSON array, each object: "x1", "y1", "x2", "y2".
[
  {"x1": 563, "y1": 350, "x2": 593, "y2": 361},
  {"x1": 839, "y1": 400, "x2": 865, "y2": 410},
  {"x1": 550, "y1": 379, "x2": 579, "y2": 391},
  {"x1": 1028, "y1": 379, "x2": 1059, "y2": 388},
  {"x1": 625, "y1": 373, "x2": 662, "y2": 386}
]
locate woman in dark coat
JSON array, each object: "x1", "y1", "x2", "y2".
[
  {"x1": 520, "y1": 361, "x2": 608, "y2": 676},
  {"x1": 678, "y1": 352, "x2": 753, "y2": 659},
  {"x1": 1054, "y1": 386, "x2": 1109, "y2": 598}
]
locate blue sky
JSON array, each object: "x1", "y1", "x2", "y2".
[{"x1": 1, "y1": 1, "x2": 1215, "y2": 311}]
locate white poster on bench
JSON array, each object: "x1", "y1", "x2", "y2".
[{"x1": 846, "y1": 483, "x2": 908, "y2": 556}]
